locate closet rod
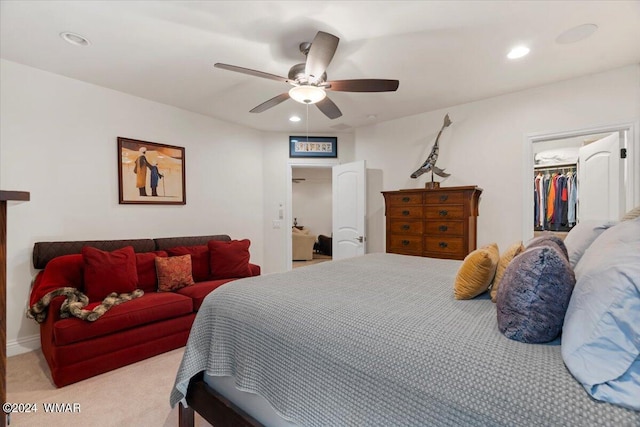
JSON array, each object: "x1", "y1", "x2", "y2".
[
  {"x1": 534, "y1": 166, "x2": 576, "y2": 174},
  {"x1": 534, "y1": 161, "x2": 576, "y2": 170}
]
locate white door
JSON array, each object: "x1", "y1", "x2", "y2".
[
  {"x1": 578, "y1": 132, "x2": 623, "y2": 221},
  {"x1": 332, "y1": 160, "x2": 366, "y2": 260}
]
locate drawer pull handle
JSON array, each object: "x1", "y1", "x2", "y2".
[
  {"x1": 439, "y1": 225, "x2": 448, "y2": 232},
  {"x1": 402, "y1": 210, "x2": 410, "y2": 216},
  {"x1": 439, "y1": 210, "x2": 448, "y2": 216},
  {"x1": 439, "y1": 242, "x2": 448, "y2": 248},
  {"x1": 439, "y1": 195, "x2": 448, "y2": 202},
  {"x1": 401, "y1": 224, "x2": 410, "y2": 231},
  {"x1": 402, "y1": 197, "x2": 410, "y2": 202},
  {"x1": 402, "y1": 240, "x2": 410, "y2": 246}
]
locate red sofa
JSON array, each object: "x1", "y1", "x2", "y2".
[{"x1": 30, "y1": 235, "x2": 260, "y2": 387}]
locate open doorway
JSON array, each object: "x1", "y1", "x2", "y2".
[
  {"x1": 291, "y1": 166, "x2": 333, "y2": 269},
  {"x1": 524, "y1": 122, "x2": 637, "y2": 241}
]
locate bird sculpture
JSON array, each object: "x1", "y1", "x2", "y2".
[{"x1": 410, "y1": 114, "x2": 452, "y2": 181}]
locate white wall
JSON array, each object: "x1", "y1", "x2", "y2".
[
  {"x1": 357, "y1": 65, "x2": 640, "y2": 254},
  {"x1": 292, "y1": 167, "x2": 332, "y2": 237},
  {"x1": 0, "y1": 59, "x2": 265, "y2": 355}
]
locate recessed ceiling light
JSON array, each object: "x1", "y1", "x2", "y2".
[
  {"x1": 289, "y1": 116, "x2": 301, "y2": 122},
  {"x1": 367, "y1": 114, "x2": 377, "y2": 120},
  {"x1": 60, "y1": 32, "x2": 91, "y2": 47},
  {"x1": 556, "y1": 24, "x2": 598, "y2": 44},
  {"x1": 507, "y1": 46, "x2": 530, "y2": 59}
]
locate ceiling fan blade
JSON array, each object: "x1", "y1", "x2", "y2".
[
  {"x1": 315, "y1": 96, "x2": 342, "y2": 120},
  {"x1": 214, "y1": 63, "x2": 290, "y2": 84},
  {"x1": 326, "y1": 79, "x2": 400, "y2": 92},
  {"x1": 305, "y1": 31, "x2": 339, "y2": 82},
  {"x1": 250, "y1": 93, "x2": 290, "y2": 113}
]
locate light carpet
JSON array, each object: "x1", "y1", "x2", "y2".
[{"x1": 6, "y1": 347, "x2": 211, "y2": 427}]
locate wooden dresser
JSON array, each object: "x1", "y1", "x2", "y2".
[{"x1": 382, "y1": 186, "x2": 482, "y2": 260}]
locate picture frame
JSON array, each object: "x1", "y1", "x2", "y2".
[
  {"x1": 117, "y1": 137, "x2": 186, "y2": 205},
  {"x1": 289, "y1": 136, "x2": 338, "y2": 158}
]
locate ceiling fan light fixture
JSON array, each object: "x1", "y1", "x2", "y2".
[{"x1": 289, "y1": 85, "x2": 326, "y2": 104}]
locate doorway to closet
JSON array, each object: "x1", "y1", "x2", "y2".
[
  {"x1": 291, "y1": 166, "x2": 333, "y2": 269},
  {"x1": 524, "y1": 122, "x2": 637, "y2": 241}
]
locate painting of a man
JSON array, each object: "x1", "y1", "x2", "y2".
[{"x1": 133, "y1": 147, "x2": 150, "y2": 196}]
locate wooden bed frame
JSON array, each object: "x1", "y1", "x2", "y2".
[{"x1": 178, "y1": 372, "x2": 263, "y2": 427}]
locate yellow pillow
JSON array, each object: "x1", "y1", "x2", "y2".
[
  {"x1": 454, "y1": 243, "x2": 499, "y2": 300},
  {"x1": 490, "y1": 241, "x2": 525, "y2": 303}
]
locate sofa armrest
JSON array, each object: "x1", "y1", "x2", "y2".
[{"x1": 248, "y1": 263, "x2": 261, "y2": 276}]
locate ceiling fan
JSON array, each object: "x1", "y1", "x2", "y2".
[{"x1": 214, "y1": 31, "x2": 400, "y2": 120}]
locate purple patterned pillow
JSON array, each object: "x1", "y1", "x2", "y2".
[
  {"x1": 526, "y1": 234, "x2": 569, "y2": 261},
  {"x1": 497, "y1": 246, "x2": 575, "y2": 343}
]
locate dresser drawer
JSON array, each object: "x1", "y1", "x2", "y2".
[
  {"x1": 388, "y1": 220, "x2": 424, "y2": 235},
  {"x1": 388, "y1": 235, "x2": 423, "y2": 254},
  {"x1": 425, "y1": 191, "x2": 464, "y2": 205},
  {"x1": 385, "y1": 192, "x2": 423, "y2": 205},
  {"x1": 387, "y1": 206, "x2": 424, "y2": 218},
  {"x1": 424, "y1": 205, "x2": 464, "y2": 219},
  {"x1": 424, "y1": 221, "x2": 463, "y2": 236},
  {"x1": 424, "y1": 236, "x2": 464, "y2": 255}
]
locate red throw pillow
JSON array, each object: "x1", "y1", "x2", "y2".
[
  {"x1": 82, "y1": 246, "x2": 138, "y2": 302},
  {"x1": 166, "y1": 245, "x2": 210, "y2": 282},
  {"x1": 30, "y1": 254, "x2": 84, "y2": 307},
  {"x1": 136, "y1": 251, "x2": 168, "y2": 293},
  {"x1": 156, "y1": 254, "x2": 195, "y2": 292},
  {"x1": 208, "y1": 239, "x2": 252, "y2": 279}
]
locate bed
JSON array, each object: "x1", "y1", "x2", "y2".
[{"x1": 171, "y1": 223, "x2": 640, "y2": 426}]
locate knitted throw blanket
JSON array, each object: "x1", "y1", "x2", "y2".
[{"x1": 27, "y1": 288, "x2": 144, "y2": 323}]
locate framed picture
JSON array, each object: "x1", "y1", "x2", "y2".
[
  {"x1": 117, "y1": 137, "x2": 186, "y2": 205},
  {"x1": 289, "y1": 136, "x2": 338, "y2": 158}
]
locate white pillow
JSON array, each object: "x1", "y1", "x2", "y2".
[
  {"x1": 562, "y1": 217, "x2": 640, "y2": 410},
  {"x1": 563, "y1": 220, "x2": 617, "y2": 269}
]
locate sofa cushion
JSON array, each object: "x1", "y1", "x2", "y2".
[
  {"x1": 156, "y1": 254, "x2": 195, "y2": 292},
  {"x1": 166, "y1": 245, "x2": 210, "y2": 282},
  {"x1": 176, "y1": 279, "x2": 235, "y2": 311},
  {"x1": 52, "y1": 292, "x2": 193, "y2": 346},
  {"x1": 82, "y1": 246, "x2": 138, "y2": 302},
  {"x1": 136, "y1": 251, "x2": 168, "y2": 293},
  {"x1": 209, "y1": 239, "x2": 252, "y2": 279},
  {"x1": 30, "y1": 254, "x2": 84, "y2": 307}
]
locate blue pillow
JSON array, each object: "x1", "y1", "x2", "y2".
[
  {"x1": 563, "y1": 220, "x2": 617, "y2": 268},
  {"x1": 497, "y1": 246, "x2": 575, "y2": 343},
  {"x1": 562, "y1": 217, "x2": 640, "y2": 411}
]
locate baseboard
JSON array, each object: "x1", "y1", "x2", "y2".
[{"x1": 7, "y1": 334, "x2": 40, "y2": 357}]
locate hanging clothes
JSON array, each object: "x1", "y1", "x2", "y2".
[{"x1": 534, "y1": 167, "x2": 577, "y2": 231}]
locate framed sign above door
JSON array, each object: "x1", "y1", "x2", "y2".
[{"x1": 289, "y1": 136, "x2": 337, "y2": 158}]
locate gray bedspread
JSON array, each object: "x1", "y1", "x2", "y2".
[{"x1": 170, "y1": 253, "x2": 640, "y2": 426}]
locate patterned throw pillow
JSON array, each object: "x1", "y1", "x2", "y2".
[
  {"x1": 156, "y1": 254, "x2": 195, "y2": 292},
  {"x1": 166, "y1": 245, "x2": 210, "y2": 282},
  {"x1": 497, "y1": 246, "x2": 575, "y2": 343},
  {"x1": 453, "y1": 243, "x2": 499, "y2": 300},
  {"x1": 526, "y1": 234, "x2": 569, "y2": 261},
  {"x1": 82, "y1": 246, "x2": 138, "y2": 302},
  {"x1": 490, "y1": 241, "x2": 525, "y2": 303}
]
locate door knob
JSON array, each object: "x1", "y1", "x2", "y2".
[{"x1": 356, "y1": 236, "x2": 365, "y2": 243}]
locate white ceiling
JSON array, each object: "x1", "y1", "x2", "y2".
[{"x1": 2, "y1": 1, "x2": 639, "y2": 133}]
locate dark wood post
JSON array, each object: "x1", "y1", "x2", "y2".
[{"x1": 1, "y1": 191, "x2": 30, "y2": 427}]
